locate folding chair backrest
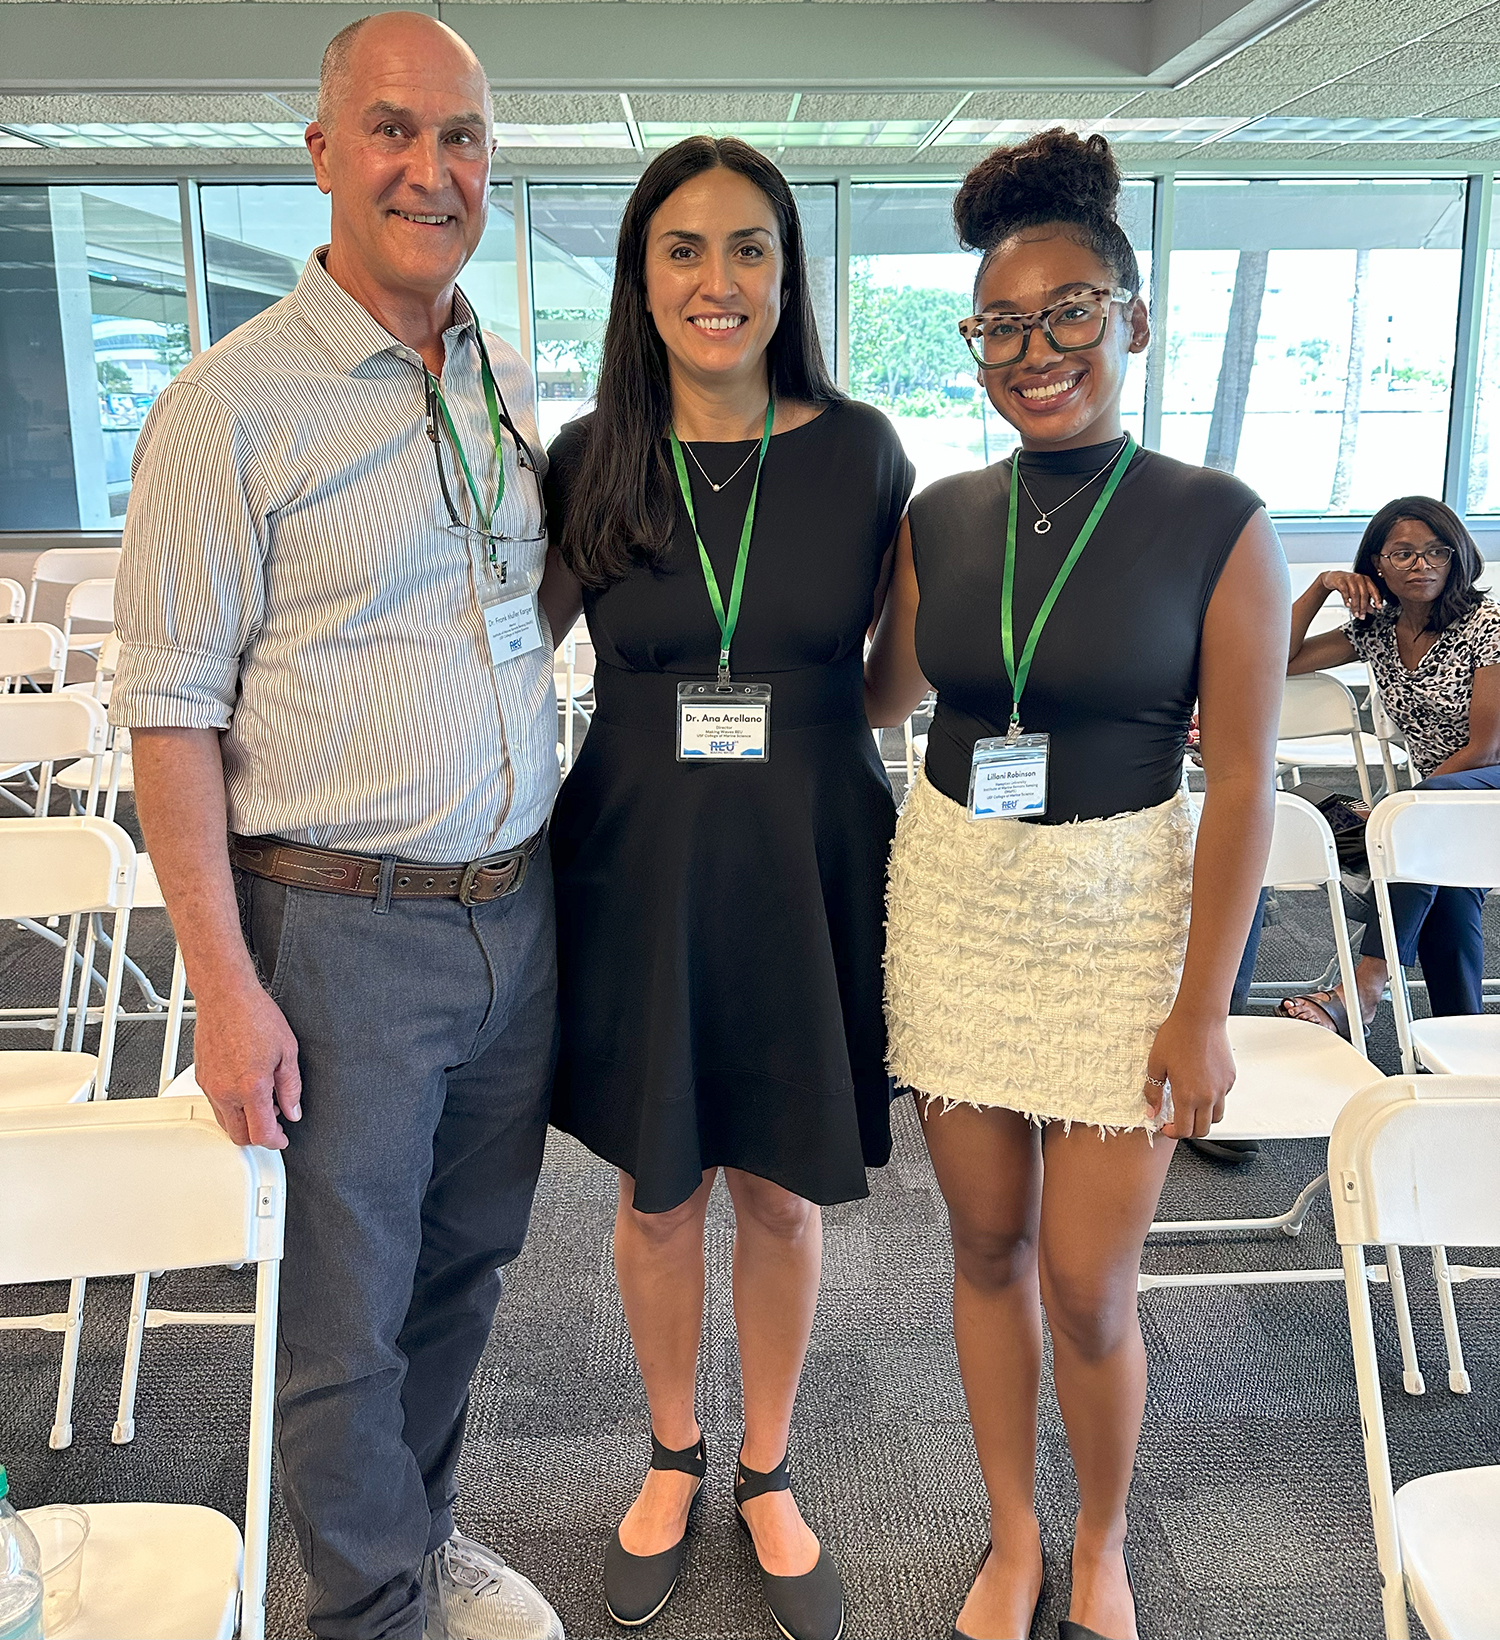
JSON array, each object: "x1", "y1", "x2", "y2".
[
  {"x1": 1331, "y1": 1074, "x2": 1500, "y2": 1255},
  {"x1": 0, "y1": 815, "x2": 136, "y2": 919},
  {"x1": 0, "y1": 1097, "x2": 285, "y2": 1283},
  {"x1": 0, "y1": 578, "x2": 23, "y2": 622},
  {"x1": 1265, "y1": 791, "x2": 1365, "y2": 1054},
  {"x1": 28, "y1": 547, "x2": 122, "y2": 593},
  {"x1": 0, "y1": 692, "x2": 108, "y2": 766},
  {"x1": 0, "y1": 621, "x2": 66, "y2": 686},
  {"x1": 1279, "y1": 671, "x2": 1361, "y2": 739},
  {"x1": 97, "y1": 631, "x2": 122, "y2": 676},
  {"x1": 1367, "y1": 789, "x2": 1500, "y2": 890},
  {"x1": 63, "y1": 577, "x2": 115, "y2": 628},
  {"x1": 1263, "y1": 790, "x2": 1340, "y2": 889}
]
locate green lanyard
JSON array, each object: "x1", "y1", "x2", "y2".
[
  {"x1": 427, "y1": 323, "x2": 507, "y2": 540},
  {"x1": 1002, "y1": 434, "x2": 1135, "y2": 735},
  {"x1": 669, "y1": 399, "x2": 775, "y2": 682}
]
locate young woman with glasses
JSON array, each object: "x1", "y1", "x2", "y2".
[
  {"x1": 538, "y1": 136, "x2": 912, "y2": 1640},
  {"x1": 1280, "y1": 495, "x2": 1500, "y2": 1036},
  {"x1": 864, "y1": 130, "x2": 1288, "y2": 1640}
]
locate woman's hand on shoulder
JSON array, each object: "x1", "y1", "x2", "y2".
[
  {"x1": 1319, "y1": 569, "x2": 1383, "y2": 620},
  {"x1": 1144, "y1": 1007, "x2": 1236, "y2": 1140}
]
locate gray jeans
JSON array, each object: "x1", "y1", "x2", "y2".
[{"x1": 236, "y1": 846, "x2": 557, "y2": 1640}]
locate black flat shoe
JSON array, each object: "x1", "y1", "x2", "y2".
[
  {"x1": 1057, "y1": 1543, "x2": 1135, "y2": 1640},
  {"x1": 734, "y1": 1447, "x2": 844, "y2": 1640},
  {"x1": 953, "y1": 1541, "x2": 1046, "y2": 1640},
  {"x1": 604, "y1": 1430, "x2": 707, "y2": 1627}
]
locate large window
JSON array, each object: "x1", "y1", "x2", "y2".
[
  {"x1": 1469, "y1": 182, "x2": 1500, "y2": 515},
  {"x1": 1162, "y1": 179, "x2": 1465, "y2": 513},
  {"x1": 201, "y1": 183, "x2": 521, "y2": 352},
  {"x1": 527, "y1": 181, "x2": 837, "y2": 448},
  {"x1": 849, "y1": 181, "x2": 1152, "y2": 495},
  {"x1": 0, "y1": 184, "x2": 188, "y2": 527}
]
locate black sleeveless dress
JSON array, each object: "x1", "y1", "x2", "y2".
[
  {"x1": 545, "y1": 401, "x2": 914, "y2": 1212},
  {"x1": 884, "y1": 438, "x2": 1264, "y2": 1128}
]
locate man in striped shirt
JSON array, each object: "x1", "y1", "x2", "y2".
[{"x1": 112, "y1": 14, "x2": 566, "y2": 1639}]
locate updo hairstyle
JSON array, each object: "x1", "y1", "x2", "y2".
[{"x1": 953, "y1": 128, "x2": 1141, "y2": 299}]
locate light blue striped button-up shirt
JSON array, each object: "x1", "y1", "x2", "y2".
[{"x1": 112, "y1": 249, "x2": 558, "y2": 863}]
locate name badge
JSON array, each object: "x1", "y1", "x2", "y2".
[
  {"x1": 483, "y1": 592, "x2": 545, "y2": 667},
  {"x1": 676, "y1": 681, "x2": 771, "y2": 763},
  {"x1": 968, "y1": 732, "x2": 1049, "y2": 820}
]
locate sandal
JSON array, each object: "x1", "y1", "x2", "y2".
[
  {"x1": 603, "y1": 1430, "x2": 707, "y2": 1627},
  {"x1": 735, "y1": 1447, "x2": 844, "y2": 1640},
  {"x1": 1277, "y1": 989, "x2": 1351, "y2": 1041}
]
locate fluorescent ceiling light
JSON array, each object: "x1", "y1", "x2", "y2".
[
  {"x1": 494, "y1": 123, "x2": 633, "y2": 149},
  {"x1": 640, "y1": 121, "x2": 934, "y2": 148}
]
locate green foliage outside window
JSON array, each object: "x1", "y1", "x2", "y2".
[{"x1": 848, "y1": 261, "x2": 977, "y2": 417}]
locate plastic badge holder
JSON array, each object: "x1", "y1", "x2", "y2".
[
  {"x1": 24, "y1": 1507, "x2": 87, "y2": 1636},
  {"x1": 967, "y1": 732, "x2": 1049, "y2": 820},
  {"x1": 676, "y1": 681, "x2": 772, "y2": 763}
]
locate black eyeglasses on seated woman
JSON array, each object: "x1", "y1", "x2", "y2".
[{"x1": 1280, "y1": 495, "x2": 1500, "y2": 1041}]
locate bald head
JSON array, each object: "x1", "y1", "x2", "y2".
[{"x1": 317, "y1": 11, "x2": 491, "y2": 132}]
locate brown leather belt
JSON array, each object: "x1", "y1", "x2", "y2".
[{"x1": 228, "y1": 827, "x2": 545, "y2": 906}]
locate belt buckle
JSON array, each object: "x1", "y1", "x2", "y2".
[{"x1": 458, "y1": 848, "x2": 525, "y2": 906}]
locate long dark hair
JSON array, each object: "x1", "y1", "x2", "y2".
[
  {"x1": 953, "y1": 128, "x2": 1141, "y2": 301},
  {"x1": 559, "y1": 136, "x2": 841, "y2": 587},
  {"x1": 1352, "y1": 495, "x2": 1485, "y2": 634}
]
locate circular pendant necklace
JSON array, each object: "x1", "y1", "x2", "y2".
[
  {"x1": 1016, "y1": 435, "x2": 1129, "y2": 534},
  {"x1": 677, "y1": 430, "x2": 763, "y2": 493}
]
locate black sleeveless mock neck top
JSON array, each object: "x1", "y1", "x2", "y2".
[{"x1": 909, "y1": 438, "x2": 1263, "y2": 825}]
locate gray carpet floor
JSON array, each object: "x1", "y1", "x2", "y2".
[{"x1": 2, "y1": 782, "x2": 1497, "y2": 1640}]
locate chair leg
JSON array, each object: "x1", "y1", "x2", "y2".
[
  {"x1": 49, "y1": 1277, "x2": 86, "y2": 1449},
  {"x1": 1385, "y1": 1244, "x2": 1425, "y2": 1396},
  {"x1": 1431, "y1": 1245, "x2": 1471, "y2": 1395},
  {"x1": 112, "y1": 1271, "x2": 151, "y2": 1444},
  {"x1": 157, "y1": 946, "x2": 188, "y2": 1094}
]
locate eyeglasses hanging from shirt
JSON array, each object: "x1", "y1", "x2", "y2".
[{"x1": 422, "y1": 311, "x2": 547, "y2": 584}]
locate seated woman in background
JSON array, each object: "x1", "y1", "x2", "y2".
[{"x1": 1281, "y1": 495, "x2": 1500, "y2": 1037}]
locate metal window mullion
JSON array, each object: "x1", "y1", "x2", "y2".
[
  {"x1": 513, "y1": 177, "x2": 534, "y2": 381},
  {"x1": 178, "y1": 177, "x2": 210, "y2": 355},
  {"x1": 1142, "y1": 171, "x2": 1174, "y2": 453},
  {"x1": 1444, "y1": 172, "x2": 1494, "y2": 513},
  {"x1": 835, "y1": 173, "x2": 851, "y2": 392}
]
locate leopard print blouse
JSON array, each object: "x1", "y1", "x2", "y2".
[{"x1": 1344, "y1": 598, "x2": 1500, "y2": 780}]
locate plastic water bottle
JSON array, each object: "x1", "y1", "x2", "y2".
[{"x1": 0, "y1": 1468, "x2": 43, "y2": 1640}]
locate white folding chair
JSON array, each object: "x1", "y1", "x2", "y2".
[
  {"x1": 60, "y1": 576, "x2": 114, "y2": 664},
  {"x1": 0, "y1": 816, "x2": 138, "y2": 1449},
  {"x1": 1366, "y1": 671, "x2": 1412, "y2": 794},
  {"x1": 1, "y1": 1096, "x2": 283, "y2": 1640},
  {"x1": 554, "y1": 622, "x2": 594, "y2": 773},
  {"x1": 1277, "y1": 670, "x2": 1385, "y2": 805},
  {"x1": 113, "y1": 1067, "x2": 252, "y2": 1445},
  {"x1": 25, "y1": 546, "x2": 122, "y2": 624},
  {"x1": 1368, "y1": 789, "x2": 1500, "y2": 1078},
  {"x1": 0, "y1": 578, "x2": 25, "y2": 622},
  {"x1": 0, "y1": 624, "x2": 68, "y2": 814},
  {"x1": 1333, "y1": 1076, "x2": 1500, "y2": 1640},
  {"x1": 1142, "y1": 794, "x2": 1431, "y2": 1393}
]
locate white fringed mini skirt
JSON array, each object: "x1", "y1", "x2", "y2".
[{"x1": 884, "y1": 770, "x2": 1197, "y2": 1132}]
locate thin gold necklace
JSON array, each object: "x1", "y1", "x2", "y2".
[{"x1": 673, "y1": 405, "x2": 771, "y2": 493}]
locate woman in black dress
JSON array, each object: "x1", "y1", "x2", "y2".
[
  {"x1": 866, "y1": 132, "x2": 1287, "y2": 1640},
  {"x1": 540, "y1": 137, "x2": 912, "y2": 1639}
]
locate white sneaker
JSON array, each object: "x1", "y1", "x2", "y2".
[{"x1": 422, "y1": 1533, "x2": 565, "y2": 1640}]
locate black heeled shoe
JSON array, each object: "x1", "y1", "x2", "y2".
[
  {"x1": 952, "y1": 1541, "x2": 1046, "y2": 1640},
  {"x1": 1057, "y1": 1543, "x2": 1136, "y2": 1640},
  {"x1": 734, "y1": 1447, "x2": 844, "y2": 1640},
  {"x1": 603, "y1": 1430, "x2": 707, "y2": 1627}
]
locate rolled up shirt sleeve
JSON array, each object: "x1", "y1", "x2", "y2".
[{"x1": 110, "y1": 379, "x2": 268, "y2": 732}]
